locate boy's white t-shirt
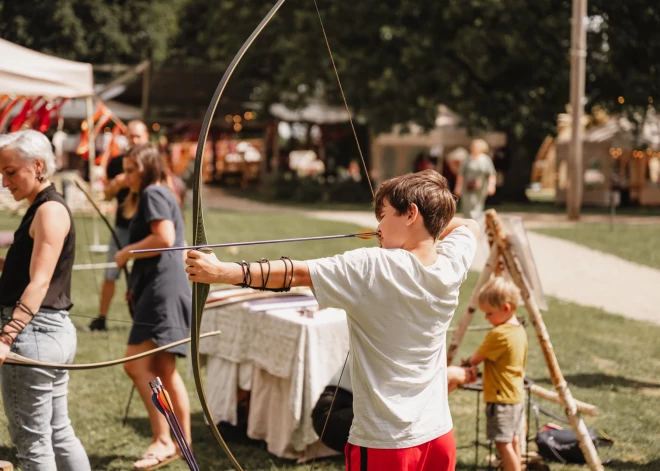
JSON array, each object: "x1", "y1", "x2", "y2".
[{"x1": 307, "y1": 226, "x2": 477, "y2": 449}]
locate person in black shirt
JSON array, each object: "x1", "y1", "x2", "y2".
[
  {"x1": 0, "y1": 130, "x2": 91, "y2": 470},
  {"x1": 114, "y1": 144, "x2": 192, "y2": 469},
  {"x1": 88, "y1": 120, "x2": 149, "y2": 331}
]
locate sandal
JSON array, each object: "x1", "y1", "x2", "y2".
[{"x1": 133, "y1": 452, "x2": 181, "y2": 470}]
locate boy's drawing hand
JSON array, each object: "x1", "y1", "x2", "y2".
[
  {"x1": 447, "y1": 365, "x2": 477, "y2": 385},
  {"x1": 465, "y1": 365, "x2": 478, "y2": 383}
]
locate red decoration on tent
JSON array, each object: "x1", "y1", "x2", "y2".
[
  {"x1": 97, "y1": 125, "x2": 125, "y2": 167},
  {"x1": 9, "y1": 98, "x2": 37, "y2": 132},
  {"x1": 0, "y1": 97, "x2": 25, "y2": 132},
  {"x1": 35, "y1": 98, "x2": 68, "y2": 133},
  {"x1": 77, "y1": 106, "x2": 105, "y2": 159},
  {"x1": 23, "y1": 99, "x2": 50, "y2": 130}
]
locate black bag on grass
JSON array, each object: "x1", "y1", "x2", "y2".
[{"x1": 535, "y1": 428, "x2": 598, "y2": 464}]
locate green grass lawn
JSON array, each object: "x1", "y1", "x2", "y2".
[
  {"x1": 490, "y1": 202, "x2": 660, "y2": 217},
  {"x1": 532, "y1": 223, "x2": 660, "y2": 270},
  {"x1": 221, "y1": 186, "x2": 372, "y2": 212},
  {"x1": 1, "y1": 209, "x2": 659, "y2": 470}
]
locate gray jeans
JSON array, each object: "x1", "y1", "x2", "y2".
[{"x1": 0, "y1": 307, "x2": 90, "y2": 471}]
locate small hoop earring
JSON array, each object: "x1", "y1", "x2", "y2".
[{"x1": 36, "y1": 174, "x2": 44, "y2": 182}]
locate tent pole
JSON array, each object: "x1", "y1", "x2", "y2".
[
  {"x1": 86, "y1": 96, "x2": 107, "y2": 253},
  {"x1": 567, "y1": 0, "x2": 587, "y2": 220}
]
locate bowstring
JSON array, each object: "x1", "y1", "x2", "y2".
[
  {"x1": 309, "y1": 1, "x2": 376, "y2": 469},
  {"x1": 79, "y1": 209, "x2": 126, "y2": 418},
  {"x1": 311, "y1": 0, "x2": 374, "y2": 198}
]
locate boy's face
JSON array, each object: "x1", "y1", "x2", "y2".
[
  {"x1": 479, "y1": 302, "x2": 514, "y2": 327},
  {"x1": 376, "y1": 199, "x2": 409, "y2": 249}
]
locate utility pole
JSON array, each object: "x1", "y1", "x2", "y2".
[{"x1": 567, "y1": 0, "x2": 588, "y2": 220}]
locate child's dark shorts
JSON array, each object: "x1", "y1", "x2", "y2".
[{"x1": 485, "y1": 402, "x2": 524, "y2": 442}]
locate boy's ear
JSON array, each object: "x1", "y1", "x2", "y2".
[
  {"x1": 502, "y1": 302, "x2": 512, "y2": 313},
  {"x1": 406, "y1": 203, "x2": 419, "y2": 225}
]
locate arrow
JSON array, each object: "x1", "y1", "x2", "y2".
[{"x1": 129, "y1": 230, "x2": 378, "y2": 254}]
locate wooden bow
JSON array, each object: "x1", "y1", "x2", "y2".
[
  {"x1": 4, "y1": 330, "x2": 221, "y2": 370},
  {"x1": 190, "y1": 2, "x2": 288, "y2": 469}
]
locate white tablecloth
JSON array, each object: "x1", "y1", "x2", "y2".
[{"x1": 200, "y1": 289, "x2": 349, "y2": 459}]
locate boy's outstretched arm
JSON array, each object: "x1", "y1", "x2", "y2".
[
  {"x1": 439, "y1": 217, "x2": 480, "y2": 240},
  {"x1": 466, "y1": 351, "x2": 486, "y2": 367},
  {"x1": 185, "y1": 250, "x2": 313, "y2": 288}
]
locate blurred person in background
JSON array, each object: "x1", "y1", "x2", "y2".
[
  {"x1": 114, "y1": 144, "x2": 192, "y2": 469},
  {"x1": 88, "y1": 120, "x2": 149, "y2": 331},
  {"x1": 454, "y1": 139, "x2": 497, "y2": 219}
]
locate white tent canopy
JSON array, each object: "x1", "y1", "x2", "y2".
[{"x1": 0, "y1": 39, "x2": 93, "y2": 98}]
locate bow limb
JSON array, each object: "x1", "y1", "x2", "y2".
[
  {"x1": 4, "y1": 330, "x2": 221, "y2": 370},
  {"x1": 4, "y1": 291, "x2": 288, "y2": 371},
  {"x1": 73, "y1": 180, "x2": 134, "y2": 318},
  {"x1": 191, "y1": 1, "x2": 287, "y2": 469}
]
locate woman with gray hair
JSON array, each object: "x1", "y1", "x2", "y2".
[{"x1": 0, "y1": 130, "x2": 90, "y2": 470}]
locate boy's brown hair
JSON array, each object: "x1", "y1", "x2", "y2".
[
  {"x1": 373, "y1": 169, "x2": 456, "y2": 239},
  {"x1": 478, "y1": 276, "x2": 521, "y2": 312}
]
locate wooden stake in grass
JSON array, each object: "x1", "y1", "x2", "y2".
[
  {"x1": 447, "y1": 244, "x2": 499, "y2": 365},
  {"x1": 485, "y1": 209, "x2": 604, "y2": 471},
  {"x1": 530, "y1": 384, "x2": 599, "y2": 416}
]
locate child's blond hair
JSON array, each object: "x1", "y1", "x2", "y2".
[
  {"x1": 470, "y1": 138, "x2": 490, "y2": 155},
  {"x1": 478, "y1": 276, "x2": 520, "y2": 311}
]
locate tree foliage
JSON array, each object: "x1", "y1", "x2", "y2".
[
  {"x1": 172, "y1": 1, "x2": 658, "y2": 138},
  {"x1": 2, "y1": 0, "x2": 658, "y2": 168},
  {"x1": 587, "y1": 1, "x2": 660, "y2": 117},
  {"x1": 0, "y1": 0, "x2": 184, "y2": 64}
]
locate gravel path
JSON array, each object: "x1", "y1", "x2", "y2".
[{"x1": 202, "y1": 189, "x2": 660, "y2": 325}]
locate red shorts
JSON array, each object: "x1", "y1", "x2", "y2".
[{"x1": 345, "y1": 429, "x2": 456, "y2": 471}]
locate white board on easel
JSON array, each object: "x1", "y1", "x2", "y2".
[{"x1": 470, "y1": 214, "x2": 548, "y2": 311}]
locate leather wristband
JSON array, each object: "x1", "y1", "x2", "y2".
[{"x1": 0, "y1": 331, "x2": 15, "y2": 347}]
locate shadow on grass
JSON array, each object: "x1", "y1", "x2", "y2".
[
  {"x1": 605, "y1": 458, "x2": 660, "y2": 470},
  {"x1": 0, "y1": 445, "x2": 133, "y2": 470},
  {"x1": 0, "y1": 445, "x2": 16, "y2": 463},
  {"x1": 531, "y1": 373, "x2": 660, "y2": 391},
  {"x1": 88, "y1": 453, "x2": 138, "y2": 470},
  {"x1": 456, "y1": 461, "x2": 494, "y2": 470},
  {"x1": 122, "y1": 416, "x2": 155, "y2": 438},
  {"x1": 562, "y1": 373, "x2": 660, "y2": 390}
]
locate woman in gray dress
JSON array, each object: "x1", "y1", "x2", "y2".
[
  {"x1": 114, "y1": 144, "x2": 191, "y2": 470},
  {"x1": 454, "y1": 139, "x2": 497, "y2": 219}
]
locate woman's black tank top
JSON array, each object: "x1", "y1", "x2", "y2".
[{"x1": 0, "y1": 184, "x2": 76, "y2": 310}]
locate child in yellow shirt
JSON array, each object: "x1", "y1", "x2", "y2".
[{"x1": 466, "y1": 277, "x2": 528, "y2": 471}]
